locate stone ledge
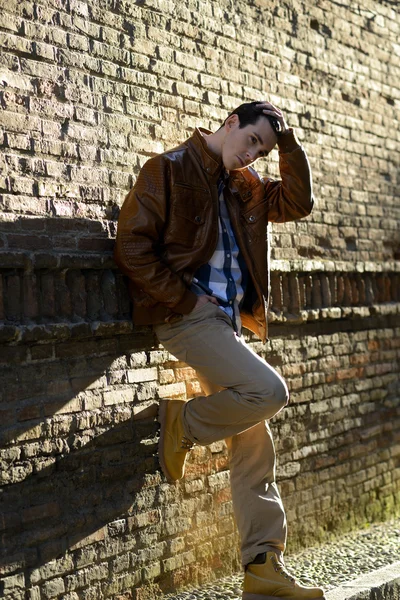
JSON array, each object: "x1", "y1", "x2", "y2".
[
  {"x1": 0, "y1": 251, "x2": 116, "y2": 270},
  {"x1": 271, "y1": 259, "x2": 400, "y2": 273},
  {"x1": 0, "y1": 319, "x2": 138, "y2": 344},
  {"x1": 0, "y1": 302, "x2": 398, "y2": 346},
  {"x1": 0, "y1": 251, "x2": 399, "y2": 275},
  {"x1": 268, "y1": 302, "x2": 400, "y2": 325},
  {"x1": 0, "y1": 265, "x2": 399, "y2": 324},
  {"x1": 325, "y1": 561, "x2": 400, "y2": 600}
]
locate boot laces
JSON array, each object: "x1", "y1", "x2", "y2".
[
  {"x1": 270, "y1": 555, "x2": 295, "y2": 583},
  {"x1": 180, "y1": 436, "x2": 194, "y2": 450}
]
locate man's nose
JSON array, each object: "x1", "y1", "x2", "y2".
[{"x1": 245, "y1": 150, "x2": 256, "y2": 164}]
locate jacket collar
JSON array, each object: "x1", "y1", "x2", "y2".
[
  {"x1": 188, "y1": 128, "x2": 223, "y2": 179},
  {"x1": 188, "y1": 128, "x2": 256, "y2": 202}
]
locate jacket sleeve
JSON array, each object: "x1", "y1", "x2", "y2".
[
  {"x1": 113, "y1": 155, "x2": 197, "y2": 314},
  {"x1": 262, "y1": 129, "x2": 314, "y2": 223}
]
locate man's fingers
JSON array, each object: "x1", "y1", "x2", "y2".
[
  {"x1": 261, "y1": 108, "x2": 282, "y2": 117},
  {"x1": 256, "y1": 101, "x2": 282, "y2": 113},
  {"x1": 255, "y1": 103, "x2": 288, "y2": 133},
  {"x1": 260, "y1": 107, "x2": 283, "y2": 117}
]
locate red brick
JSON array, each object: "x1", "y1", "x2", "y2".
[
  {"x1": 17, "y1": 404, "x2": 41, "y2": 421},
  {"x1": 336, "y1": 367, "x2": 363, "y2": 380},
  {"x1": 22, "y1": 502, "x2": 60, "y2": 523}
]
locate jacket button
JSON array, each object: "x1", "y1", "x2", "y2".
[
  {"x1": 248, "y1": 215, "x2": 256, "y2": 222},
  {"x1": 194, "y1": 216, "x2": 202, "y2": 223}
]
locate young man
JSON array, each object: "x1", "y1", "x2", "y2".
[{"x1": 114, "y1": 101, "x2": 325, "y2": 600}]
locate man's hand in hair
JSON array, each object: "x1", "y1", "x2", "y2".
[{"x1": 256, "y1": 101, "x2": 289, "y2": 135}]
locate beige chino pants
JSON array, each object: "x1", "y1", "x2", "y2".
[{"x1": 155, "y1": 301, "x2": 288, "y2": 565}]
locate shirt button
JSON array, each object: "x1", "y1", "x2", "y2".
[
  {"x1": 229, "y1": 300, "x2": 233, "y2": 305},
  {"x1": 227, "y1": 253, "x2": 231, "y2": 258}
]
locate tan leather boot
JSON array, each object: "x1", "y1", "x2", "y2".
[
  {"x1": 243, "y1": 552, "x2": 325, "y2": 599},
  {"x1": 158, "y1": 398, "x2": 194, "y2": 483}
]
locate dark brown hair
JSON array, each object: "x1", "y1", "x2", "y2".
[{"x1": 224, "y1": 101, "x2": 281, "y2": 134}]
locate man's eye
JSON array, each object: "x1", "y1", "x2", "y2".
[{"x1": 251, "y1": 136, "x2": 257, "y2": 144}]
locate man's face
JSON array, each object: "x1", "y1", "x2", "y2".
[{"x1": 221, "y1": 114, "x2": 278, "y2": 171}]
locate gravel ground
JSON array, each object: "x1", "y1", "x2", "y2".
[{"x1": 164, "y1": 518, "x2": 400, "y2": 599}]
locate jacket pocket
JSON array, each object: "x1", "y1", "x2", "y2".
[
  {"x1": 166, "y1": 187, "x2": 208, "y2": 248},
  {"x1": 241, "y1": 200, "x2": 268, "y2": 242}
]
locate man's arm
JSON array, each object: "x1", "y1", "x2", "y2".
[
  {"x1": 263, "y1": 128, "x2": 314, "y2": 223},
  {"x1": 114, "y1": 155, "x2": 197, "y2": 314},
  {"x1": 255, "y1": 101, "x2": 314, "y2": 223}
]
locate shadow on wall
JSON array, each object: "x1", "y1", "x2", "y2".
[
  {"x1": 0, "y1": 326, "x2": 164, "y2": 582},
  {"x1": 0, "y1": 216, "x2": 166, "y2": 579},
  {"x1": 0, "y1": 214, "x2": 136, "y2": 441},
  {"x1": 0, "y1": 403, "x2": 160, "y2": 571}
]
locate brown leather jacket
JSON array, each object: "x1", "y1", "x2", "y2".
[{"x1": 114, "y1": 127, "x2": 314, "y2": 342}]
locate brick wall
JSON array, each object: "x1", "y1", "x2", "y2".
[{"x1": 0, "y1": 0, "x2": 399, "y2": 598}]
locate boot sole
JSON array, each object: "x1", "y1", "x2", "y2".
[
  {"x1": 157, "y1": 399, "x2": 175, "y2": 484},
  {"x1": 242, "y1": 594, "x2": 326, "y2": 600}
]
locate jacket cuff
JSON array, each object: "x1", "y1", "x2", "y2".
[
  {"x1": 173, "y1": 288, "x2": 198, "y2": 314},
  {"x1": 277, "y1": 128, "x2": 301, "y2": 153}
]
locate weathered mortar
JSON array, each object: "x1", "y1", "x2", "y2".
[{"x1": 0, "y1": 0, "x2": 399, "y2": 598}]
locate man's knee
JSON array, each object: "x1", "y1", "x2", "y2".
[
  {"x1": 250, "y1": 374, "x2": 289, "y2": 415},
  {"x1": 271, "y1": 377, "x2": 289, "y2": 411}
]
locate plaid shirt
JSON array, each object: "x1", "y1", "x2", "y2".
[{"x1": 191, "y1": 175, "x2": 248, "y2": 334}]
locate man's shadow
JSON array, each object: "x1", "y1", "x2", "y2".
[
  {"x1": 0, "y1": 215, "x2": 167, "y2": 581},
  {"x1": 0, "y1": 404, "x2": 160, "y2": 571}
]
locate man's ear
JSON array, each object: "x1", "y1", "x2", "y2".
[{"x1": 225, "y1": 114, "x2": 239, "y2": 130}]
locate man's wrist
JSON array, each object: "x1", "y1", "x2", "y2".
[{"x1": 277, "y1": 128, "x2": 301, "y2": 153}]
